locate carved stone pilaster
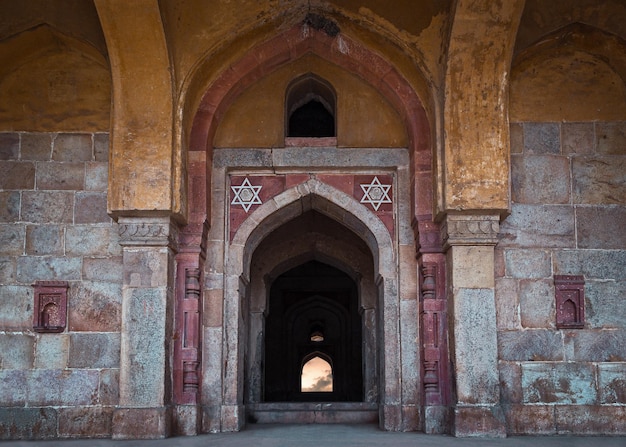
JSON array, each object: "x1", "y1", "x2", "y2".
[
  {"x1": 118, "y1": 216, "x2": 179, "y2": 250},
  {"x1": 441, "y1": 213, "x2": 500, "y2": 249}
]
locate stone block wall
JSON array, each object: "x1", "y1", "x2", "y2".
[
  {"x1": 0, "y1": 132, "x2": 121, "y2": 439},
  {"x1": 496, "y1": 121, "x2": 626, "y2": 434}
]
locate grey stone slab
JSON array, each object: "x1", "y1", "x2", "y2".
[
  {"x1": 27, "y1": 369, "x2": 99, "y2": 406},
  {"x1": 34, "y1": 333, "x2": 69, "y2": 369},
  {"x1": 0, "y1": 224, "x2": 25, "y2": 255},
  {"x1": 598, "y1": 362, "x2": 626, "y2": 404},
  {"x1": 0, "y1": 132, "x2": 19, "y2": 160},
  {"x1": 0, "y1": 333, "x2": 34, "y2": 369},
  {"x1": 519, "y1": 279, "x2": 555, "y2": 329},
  {"x1": 498, "y1": 204, "x2": 575, "y2": 248},
  {"x1": 577, "y1": 206, "x2": 626, "y2": 249},
  {"x1": 498, "y1": 329, "x2": 563, "y2": 361},
  {"x1": 499, "y1": 361, "x2": 522, "y2": 404},
  {"x1": 99, "y1": 368, "x2": 120, "y2": 405},
  {"x1": 555, "y1": 405, "x2": 626, "y2": 435},
  {"x1": 562, "y1": 122, "x2": 595, "y2": 155},
  {"x1": 585, "y1": 280, "x2": 626, "y2": 329},
  {"x1": 494, "y1": 277, "x2": 520, "y2": 330},
  {"x1": 69, "y1": 332, "x2": 120, "y2": 368},
  {"x1": 52, "y1": 133, "x2": 93, "y2": 162},
  {"x1": 66, "y1": 225, "x2": 121, "y2": 257},
  {"x1": 596, "y1": 122, "x2": 626, "y2": 155},
  {"x1": 522, "y1": 362, "x2": 597, "y2": 405},
  {"x1": 452, "y1": 288, "x2": 499, "y2": 405},
  {"x1": 563, "y1": 329, "x2": 626, "y2": 362},
  {"x1": 504, "y1": 249, "x2": 552, "y2": 279},
  {"x1": 553, "y1": 249, "x2": 626, "y2": 280},
  {"x1": 122, "y1": 248, "x2": 169, "y2": 288},
  {"x1": 25, "y1": 225, "x2": 64, "y2": 255},
  {"x1": 35, "y1": 161, "x2": 85, "y2": 190},
  {"x1": 81, "y1": 257, "x2": 123, "y2": 283},
  {"x1": 213, "y1": 148, "x2": 273, "y2": 167},
  {"x1": 85, "y1": 161, "x2": 108, "y2": 191},
  {"x1": 94, "y1": 133, "x2": 109, "y2": 162},
  {"x1": 511, "y1": 154, "x2": 570, "y2": 204},
  {"x1": 0, "y1": 285, "x2": 32, "y2": 329},
  {"x1": 69, "y1": 280, "x2": 122, "y2": 332},
  {"x1": 0, "y1": 191, "x2": 20, "y2": 222},
  {"x1": 21, "y1": 191, "x2": 74, "y2": 224},
  {"x1": 74, "y1": 191, "x2": 110, "y2": 224},
  {"x1": 524, "y1": 123, "x2": 560, "y2": 154},
  {"x1": 20, "y1": 133, "x2": 52, "y2": 161},
  {"x1": 573, "y1": 157, "x2": 626, "y2": 205},
  {"x1": 121, "y1": 287, "x2": 168, "y2": 407},
  {"x1": 0, "y1": 161, "x2": 35, "y2": 190},
  {"x1": 58, "y1": 406, "x2": 113, "y2": 438},
  {"x1": 16, "y1": 256, "x2": 82, "y2": 283},
  {"x1": 503, "y1": 404, "x2": 557, "y2": 435},
  {"x1": 0, "y1": 370, "x2": 27, "y2": 405},
  {"x1": 0, "y1": 256, "x2": 16, "y2": 283},
  {"x1": 0, "y1": 407, "x2": 57, "y2": 439}
]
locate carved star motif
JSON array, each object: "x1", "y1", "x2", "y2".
[
  {"x1": 360, "y1": 176, "x2": 392, "y2": 211},
  {"x1": 231, "y1": 178, "x2": 262, "y2": 212}
]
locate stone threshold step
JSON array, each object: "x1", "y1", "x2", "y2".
[{"x1": 247, "y1": 402, "x2": 379, "y2": 424}]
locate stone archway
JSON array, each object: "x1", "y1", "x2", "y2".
[
  {"x1": 245, "y1": 210, "x2": 378, "y2": 422},
  {"x1": 222, "y1": 178, "x2": 399, "y2": 430},
  {"x1": 175, "y1": 19, "x2": 448, "y2": 436}
]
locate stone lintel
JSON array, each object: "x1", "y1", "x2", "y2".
[
  {"x1": 441, "y1": 213, "x2": 500, "y2": 249},
  {"x1": 118, "y1": 216, "x2": 179, "y2": 251}
]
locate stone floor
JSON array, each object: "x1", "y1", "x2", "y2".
[{"x1": 2, "y1": 424, "x2": 626, "y2": 447}]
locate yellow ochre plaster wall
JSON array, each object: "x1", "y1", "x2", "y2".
[{"x1": 214, "y1": 54, "x2": 408, "y2": 148}]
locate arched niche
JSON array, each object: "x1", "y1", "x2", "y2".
[
  {"x1": 186, "y1": 24, "x2": 434, "y2": 225},
  {"x1": 511, "y1": 23, "x2": 626, "y2": 122},
  {"x1": 0, "y1": 24, "x2": 110, "y2": 131}
]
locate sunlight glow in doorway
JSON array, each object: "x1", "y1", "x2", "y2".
[{"x1": 301, "y1": 356, "x2": 333, "y2": 392}]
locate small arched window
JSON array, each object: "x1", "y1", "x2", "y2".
[
  {"x1": 301, "y1": 354, "x2": 333, "y2": 393},
  {"x1": 286, "y1": 74, "x2": 336, "y2": 138}
]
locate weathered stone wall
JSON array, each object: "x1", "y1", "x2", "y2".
[
  {"x1": 0, "y1": 132, "x2": 121, "y2": 439},
  {"x1": 495, "y1": 121, "x2": 626, "y2": 434}
]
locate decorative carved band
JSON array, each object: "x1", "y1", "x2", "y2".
[
  {"x1": 441, "y1": 213, "x2": 500, "y2": 248},
  {"x1": 118, "y1": 217, "x2": 178, "y2": 249}
]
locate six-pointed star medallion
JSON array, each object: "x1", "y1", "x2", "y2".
[
  {"x1": 231, "y1": 178, "x2": 262, "y2": 212},
  {"x1": 360, "y1": 176, "x2": 392, "y2": 211}
]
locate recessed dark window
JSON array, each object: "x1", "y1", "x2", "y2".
[
  {"x1": 286, "y1": 74, "x2": 336, "y2": 138},
  {"x1": 289, "y1": 100, "x2": 335, "y2": 137}
]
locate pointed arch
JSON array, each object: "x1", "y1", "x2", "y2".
[
  {"x1": 186, "y1": 24, "x2": 433, "y2": 226},
  {"x1": 229, "y1": 178, "x2": 395, "y2": 281}
]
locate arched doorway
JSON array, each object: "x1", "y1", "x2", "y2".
[
  {"x1": 264, "y1": 261, "x2": 362, "y2": 403},
  {"x1": 245, "y1": 209, "x2": 379, "y2": 422}
]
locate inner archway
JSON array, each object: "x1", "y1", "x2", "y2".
[
  {"x1": 244, "y1": 205, "x2": 381, "y2": 424},
  {"x1": 264, "y1": 261, "x2": 362, "y2": 402}
]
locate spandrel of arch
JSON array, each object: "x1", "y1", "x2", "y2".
[
  {"x1": 301, "y1": 355, "x2": 333, "y2": 393},
  {"x1": 286, "y1": 73, "x2": 336, "y2": 137}
]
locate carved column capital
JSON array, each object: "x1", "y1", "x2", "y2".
[
  {"x1": 441, "y1": 213, "x2": 500, "y2": 249},
  {"x1": 118, "y1": 216, "x2": 179, "y2": 251}
]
